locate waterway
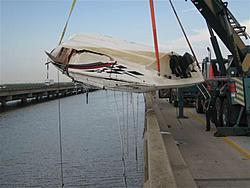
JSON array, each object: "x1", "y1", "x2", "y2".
[{"x1": 0, "y1": 90, "x2": 145, "y2": 187}]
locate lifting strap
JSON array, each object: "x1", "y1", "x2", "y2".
[{"x1": 149, "y1": 0, "x2": 161, "y2": 74}]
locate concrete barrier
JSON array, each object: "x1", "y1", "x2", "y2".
[
  {"x1": 144, "y1": 92, "x2": 197, "y2": 188},
  {"x1": 144, "y1": 93, "x2": 177, "y2": 188}
]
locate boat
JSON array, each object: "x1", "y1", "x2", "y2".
[{"x1": 46, "y1": 33, "x2": 203, "y2": 92}]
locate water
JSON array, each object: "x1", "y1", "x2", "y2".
[{"x1": 0, "y1": 90, "x2": 145, "y2": 187}]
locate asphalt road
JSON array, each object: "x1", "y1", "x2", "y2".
[{"x1": 154, "y1": 98, "x2": 250, "y2": 188}]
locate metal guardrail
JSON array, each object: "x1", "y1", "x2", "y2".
[
  {"x1": 0, "y1": 82, "x2": 78, "y2": 92},
  {"x1": 0, "y1": 82, "x2": 90, "y2": 106}
]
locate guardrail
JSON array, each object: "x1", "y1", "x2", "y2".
[{"x1": 0, "y1": 82, "x2": 92, "y2": 107}]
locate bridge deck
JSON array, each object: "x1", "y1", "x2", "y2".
[
  {"x1": 145, "y1": 93, "x2": 250, "y2": 188},
  {"x1": 0, "y1": 82, "x2": 90, "y2": 106}
]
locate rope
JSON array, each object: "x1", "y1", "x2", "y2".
[
  {"x1": 126, "y1": 92, "x2": 129, "y2": 155},
  {"x1": 168, "y1": 0, "x2": 201, "y2": 70},
  {"x1": 121, "y1": 92, "x2": 127, "y2": 154},
  {"x1": 135, "y1": 93, "x2": 140, "y2": 170},
  {"x1": 136, "y1": 93, "x2": 139, "y2": 147},
  {"x1": 142, "y1": 93, "x2": 146, "y2": 140},
  {"x1": 113, "y1": 92, "x2": 127, "y2": 188},
  {"x1": 131, "y1": 93, "x2": 138, "y2": 162},
  {"x1": 136, "y1": 94, "x2": 139, "y2": 137},
  {"x1": 57, "y1": 71, "x2": 64, "y2": 188},
  {"x1": 86, "y1": 88, "x2": 89, "y2": 104},
  {"x1": 56, "y1": 1, "x2": 77, "y2": 186},
  {"x1": 58, "y1": 0, "x2": 77, "y2": 45},
  {"x1": 46, "y1": 63, "x2": 49, "y2": 80}
]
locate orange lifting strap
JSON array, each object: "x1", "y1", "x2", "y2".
[{"x1": 149, "y1": 0, "x2": 161, "y2": 74}]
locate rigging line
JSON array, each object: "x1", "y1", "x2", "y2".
[
  {"x1": 58, "y1": 0, "x2": 77, "y2": 45},
  {"x1": 136, "y1": 93, "x2": 139, "y2": 136},
  {"x1": 120, "y1": 92, "x2": 125, "y2": 156},
  {"x1": 121, "y1": 92, "x2": 127, "y2": 155},
  {"x1": 130, "y1": 92, "x2": 133, "y2": 104},
  {"x1": 56, "y1": 1, "x2": 76, "y2": 185},
  {"x1": 131, "y1": 93, "x2": 138, "y2": 162},
  {"x1": 86, "y1": 88, "x2": 89, "y2": 104},
  {"x1": 168, "y1": 0, "x2": 201, "y2": 70},
  {"x1": 104, "y1": 89, "x2": 109, "y2": 106},
  {"x1": 114, "y1": 92, "x2": 125, "y2": 156},
  {"x1": 46, "y1": 63, "x2": 49, "y2": 80},
  {"x1": 105, "y1": 91, "x2": 114, "y2": 130},
  {"x1": 135, "y1": 93, "x2": 140, "y2": 171},
  {"x1": 126, "y1": 92, "x2": 129, "y2": 155},
  {"x1": 113, "y1": 91, "x2": 128, "y2": 188},
  {"x1": 142, "y1": 93, "x2": 147, "y2": 140},
  {"x1": 57, "y1": 71, "x2": 64, "y2": 188},
  {"x1": 54, "y1": 1, "x2": 77, "y2": 186},
  {"x1": 136, "y1": 93, "x2": 139, "y2": 147}
]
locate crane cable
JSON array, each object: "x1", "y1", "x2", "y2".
[
  {"x1": 131, "y1": 93, "x2": 138, "y2": 163},
  {"x1": 122, "y1": 92, "x2": 127, "y2": 155},
  {"x1": 57, "y1": 0, "x2": 77, "y2": 187},
  {"x1": 136, "y1": 93, "x2": 139, "y2": 166},
  {"x1": 149, "y1": 0, "x2": 161, "y2": 75},
  {"x1": 168, "y1": 0, "x2": 201, "y2": 70},
  {"x1": 57, "y1": 72, "x2": 64, "y2": 188},
  {"x1": 113, "y1": 92, "x2": 128, "y2": 188},
  {"x1": 58, "y1": 0, "x2": 77, "y2": 45},
  {"x1": 126, "y1": 92, "x2": 129, "y2": 155}
]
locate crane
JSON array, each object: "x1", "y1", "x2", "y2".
[{"x1": 191, "y1": 0, "x2": 250, "y2": 136}]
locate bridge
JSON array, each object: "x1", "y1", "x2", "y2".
[
  {"x1": 144, "y1": 92, "x2": 250, "y2": 188},
  {"x1": 0, "y1": 82, "x2": 92, "y2": 107}
]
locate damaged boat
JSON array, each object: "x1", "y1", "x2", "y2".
[{"x1": 46, "y1": 33, "x2": 203, "y2": 92}]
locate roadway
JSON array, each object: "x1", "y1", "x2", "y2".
[{"x1": 145, "y1": 94, "x2": 250, "y2": 188}]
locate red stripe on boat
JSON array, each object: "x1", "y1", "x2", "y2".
[{"x1": 69, "y1": 63, "x2": 115, "y2": 70}]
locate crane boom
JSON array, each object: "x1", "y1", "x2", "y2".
[
  {"x1": 190, "y1": 0, "x2": 249, "y2": 72},
  {"x1": 190, "y1": 0, "x2": 250, "y2": 135}
]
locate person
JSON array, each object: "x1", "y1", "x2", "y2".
[{"x1": 170, "y1": 52, "x2": 194, "y2": 78}]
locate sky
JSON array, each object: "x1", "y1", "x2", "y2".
[{"x1": 0, "y1": 0, "x2": 250, "y2": 83}]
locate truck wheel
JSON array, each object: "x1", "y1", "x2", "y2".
[
  {"x1": 221, "y1": 99, "x2": 240, "y2": 127},
  {"x1": 195, "y1": 97, "x2": 203, "y2": 113},
  {"x1": 214, "y1": 97, "x2": 222, "y2": 127},
  {"x1": 222, "y1": 99, "x2": 230, "y2": 127}
]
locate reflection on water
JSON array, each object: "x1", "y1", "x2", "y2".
[{"x1": 0, "y1": 90, "x2": 145, "y2": 187}]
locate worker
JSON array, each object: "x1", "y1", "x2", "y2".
[{"x1": 170, "y1": 52, "x2": 194, "y2": 78}]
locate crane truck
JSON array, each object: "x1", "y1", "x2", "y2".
[{"x1": 190, "y1": 0, "x2": 250, "y2": 136}]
